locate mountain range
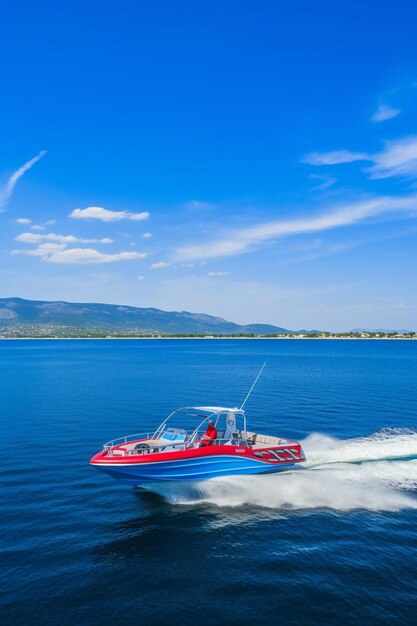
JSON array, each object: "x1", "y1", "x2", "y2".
[
  {"x1": 0, "y1": 297, "x2": 301, "y2": 335},
  {"x1": 1, "y1": 298, "x2": 412, "y2": 336}
]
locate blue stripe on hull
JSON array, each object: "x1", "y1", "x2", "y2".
[{"x1": 95, "y1": 455, "x2": 297, "y2": 484}]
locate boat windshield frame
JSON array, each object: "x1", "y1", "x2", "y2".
[{"x1": 152, "y1": 406, "x2": 247, "y2": 441}]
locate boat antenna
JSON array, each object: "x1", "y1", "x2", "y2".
[{"x1": 240, "y1": 362, "x2": 266, "y2": 409}]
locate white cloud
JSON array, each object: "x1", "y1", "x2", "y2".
[
  {"x1": 16, "y1": 232, "x2": 78, "y2": 244},
  {"x1": 176, "y1": 194, "x2": 417, "y2": 260},
  {"x1": 150, "y1": 261, "x2": 170, "y2": 269},
  {"x1": 15, "y1": 232, "x2": 113, "y2": 244},
  {"x1": 30, "y1": 224, "x2": 46, "y2": 231},
  {"x1": 302, "y1": 150, "x2": 369, "y2": 165},
  {"x1": 142, "y1": 232, "x2": 153, "y2": 238},
  {"x1": 70, "y1": 207, "x2": 150, "y2": 222},
  {"x1": 11, "y1": 243, "x2": 67, "y2": 257},
  {"x1": 365, "y1": 136, "x2": 417, "y2": 179},
  {"x1": 44, "y1": 219, "x2": 56, "y2": 225},
  {"x1": 16, "y1": 218, "x2": 32, "y2": 224},
  {"x1": 12, "y1": 243, "x2": 146, "y2": 264},
  {"x1": 304, "y1": 135, "x2": 417, "y2": 181},
  {"x1": 45, "y1": 248, "x2": 146, "y2": 264},
  {"x1": 372, "y1": 103, "x2": 402, "y2": 123},
  {"x1": 208, "y1": 271, "x2": 230, "y2": 276},
  {"x1": 80, "y1": 238, "x2": 113, "y2": 244},
  {"x1": 137, "y1": 275, "x2": 145, "y2": 280},
  {"x1": 0, "y1": 150, "x2": 47, "y2": 210}
]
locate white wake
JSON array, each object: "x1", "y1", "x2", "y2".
[{"x1": 144, "y1": 429, "x2": 417, "y2": 512}]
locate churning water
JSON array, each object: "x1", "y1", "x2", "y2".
[{"x1": 146, "y1": 429, "x2": 417, "y2": 511}]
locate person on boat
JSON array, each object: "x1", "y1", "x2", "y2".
[{"x1": 200, "y1": 421, "x2": 218, "y2": 447}]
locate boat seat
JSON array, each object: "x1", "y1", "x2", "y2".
[{"x1": 245, "y1": 431, "x2": 283, "y2": 447}]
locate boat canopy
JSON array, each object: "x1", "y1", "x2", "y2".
[
  {"x1": 153, "y1": 406, "x2": 246, "y2": 439},
  {"x1": 188, "y1": 406, "x2": 243, "y2": 414}
]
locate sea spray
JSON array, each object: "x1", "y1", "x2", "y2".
[
  {"x1": 144, "y1": 429, "x2": 417, "y2": 511},
  {"x1": 302, "y1": 428, "x2": 417, "y2": 467}
]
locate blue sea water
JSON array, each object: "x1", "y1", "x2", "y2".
[{"x1": 1, "y1": 339, "x2": 417, "y2": 625}]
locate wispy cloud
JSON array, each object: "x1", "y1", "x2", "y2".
[
  {"x1": 142, "y1": 232, "x2": 153, "y2": 238},
  {"x1": 16, "y1": 217, "x2": 32, "y2": 225},
  {"x1": 184, "y1": 200, "x2": 215, "y2": 211},
  {"x1": 288, "y1": 225, "x2": 417, "y2": 264},
  {"x1": 309, "y1": 174, "x2": 337, "y2": 191},
  {"x1": 371, "y1": 103, "x2": 401, "y2": 123},
  {"x1": 12, "y1": 243, "x2": 146, "y2": 264},
  {"x1": 286, "y1": 240, "x2": 364, "y2": 264},
  {"x1": 29, "y1": 219, "x2": 57, "y2": 230},
  {"x1": 150, "y1": 261, "x2": 170, "y2": 269},
  {"x1": 365, "y1": 136, "x2": 417, "y2": 179},
  {"x1": 70, "y1": 207, "x2": 150, "y2": 222},
  {"x1": 302, "y1": 149, "x2": 369, "y2": 165},
  {"x1": 304, "y1": 135, "x2": 417, "y2": 181},
  {"x1": 0, "y1": 150, "x2": 47, "y2": 210},
  {"x1": 176, "y1": 194, "x2": 417, "y2": 260},
  {"x1": 208, "y1": 271, "x2": 230, "y2": 276},
  {"x1": 15, "y1": 232, "x2": 113, "y2": 244}
]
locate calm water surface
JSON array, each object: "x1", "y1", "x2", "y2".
[{"x1": 1, "y1": 339, "x2": 417, "y2": 625}]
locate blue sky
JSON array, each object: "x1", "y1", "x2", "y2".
[{"x1": 1, "y1": 0, "x2": 417, "y2": 331}]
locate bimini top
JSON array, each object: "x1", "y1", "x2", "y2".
[
  {"x1": 152, "y1": 406, "x2": 246, "y2": 441},
  {"x1": 190, "y1": 406, "x2": 243, "y2": 414}
]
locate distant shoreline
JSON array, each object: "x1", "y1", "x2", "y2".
[{"x1": 0, "y1": 336, "x2": 416, "y2": 341}]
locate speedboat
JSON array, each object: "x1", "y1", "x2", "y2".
[{"x1": 90, "y1": 406, "x2": 306, "y2": 485}]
